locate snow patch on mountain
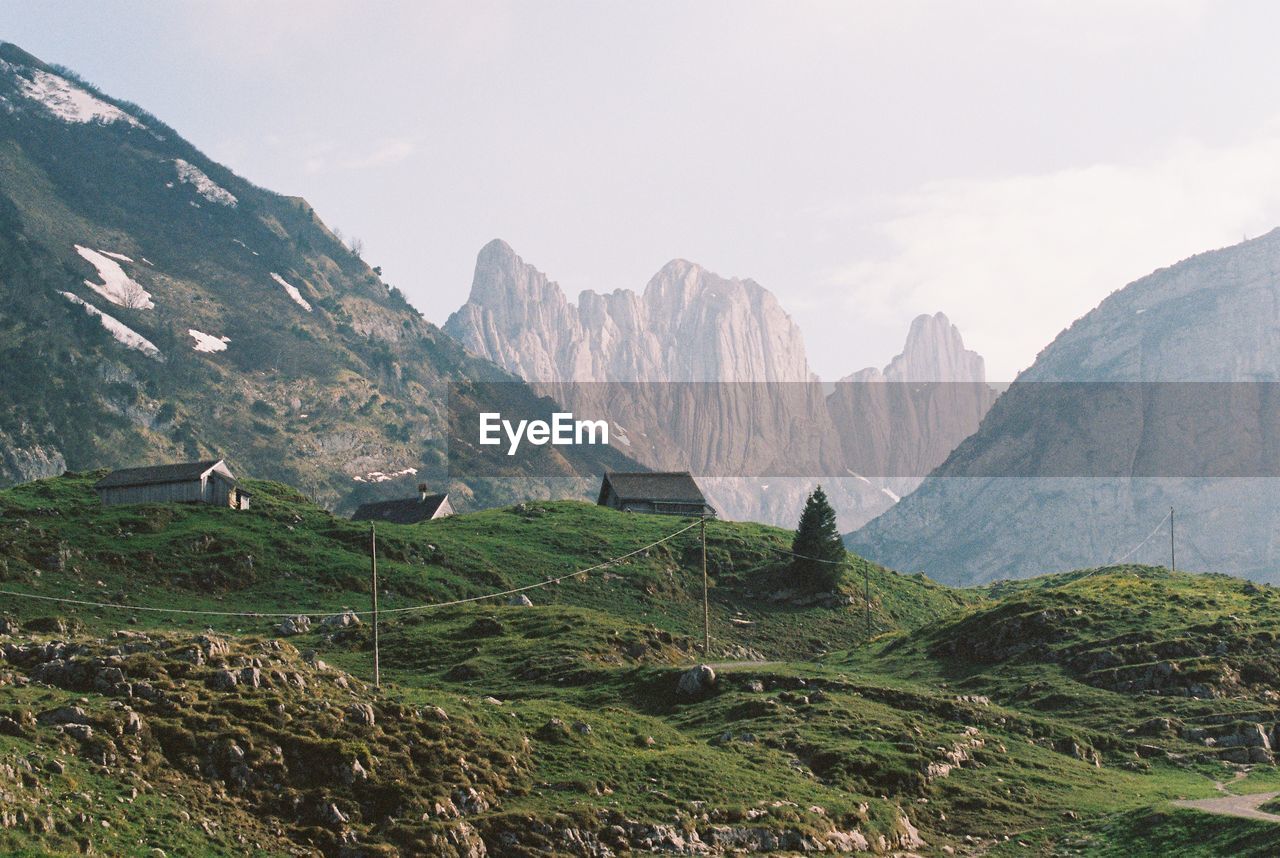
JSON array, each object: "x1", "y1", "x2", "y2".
[
  {"x1": 188, "y1": 329, "x2": 230, "y2": 353},
  {"x1": 61, "y1": 292, "x2": 161, "y2": 359},
  {"x1": 7, "y1": 64, "x2": 143, "y2": 127},
  {"x1": 353, "y1": 467, "x2": 418, "y2": 483},
  {"x1": 174, "y1": 159, "x2": 237, "y2": 207},
  {"x1": 270, "y1": 273, "x2": 312, "y2": 311},
  {"x1": 75, "y1": 245, "x2": 153, "y2": 309},
  {"x1": 100, "y1": 250, "x2": 133, "y2": 262}
]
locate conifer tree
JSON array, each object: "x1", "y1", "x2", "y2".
[{"x1": 791, "y1": 485, "x2": 846, "y2": 590}]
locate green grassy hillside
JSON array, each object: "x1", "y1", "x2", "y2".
[
  {"x1": 0, "y1": 471, "x2": 972, "y2": 656},
  {"x1": 3, "y1": 474, "x2": 1280, "y2": 855}
]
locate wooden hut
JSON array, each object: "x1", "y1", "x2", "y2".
[
  {"x1": 95, "y1": 459, "x2": 250, "y2": 508},
  {"x1": 596, "y1": 471, "x2": 716, "y2": 517},
  {"x1": 352, "y1": 486, "x2": 453, "y2": 524}
]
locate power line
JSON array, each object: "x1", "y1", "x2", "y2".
[
  {"x1": 0, "y1": 519, "x2": 702, "y2": 620},
  {"x1": 765, "y1": 544, "x2": 853, "y2": 565},
  {"x1": 1106, "y1": 509, "x2": 1173, "y2": 566}
]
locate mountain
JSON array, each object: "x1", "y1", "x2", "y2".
[
  {"x1": 446, "y1": 243, "x2": 993, "y2": 528},
  {"x1": 828, "y1": 312, "x2": 997, "y2": 502},
  {"x1": 0, "y1": 43, "x2": 632, "y2": 509},
  {"x1": 850, "y1": 228, "x2": 1280, "y2": 584},
  {"x1": 446, "y1": 238, "x2": 813, "y2": 382},
  {"x1": 844, "y1": 311, "x2": 986, "y2": 385}
]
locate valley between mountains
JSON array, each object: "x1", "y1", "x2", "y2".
[{"x1": 7, "y1": 34, "x2": 1280, "y2": 858}]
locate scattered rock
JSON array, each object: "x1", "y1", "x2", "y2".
[
  {"x1": 346, "y1": 703, "x2": 375, "y2": 726},
  {"x1": 465, "y1": 617, "x2": 505, "y2": 637},
  {"x1": 507, "y1": 594, "x2": 534, "y2": 607},
  {"x1": 321, "y1": 610, "x2": 361, "y2": 629},
  {"x1": 61, "y1": 723, "x2": 94, "y2": 741},
  {"x1": 537, "y1": 718, "x2": 570, "y2": 740},
  {"x1": 193, "y1": 634, "x2": 231, "y2": 661},
  {"x1": 37, "y1": 705, "x2": 88, "y2": 726},
  {"x1": 209, "y1": 670, "x2": 239, "y2": 691},
  {"x1": 122, "y1": 710, "x2": 143, "y2": 735},
  {"x1": 276, "y1": 616, "x2": 310, "y2": 636},
  {"x1": 677, "y1": 664, "x2": 717, "y2": 697},
  {"x1": 318, "y1": 800, "x2": 348, "y2": 827}
]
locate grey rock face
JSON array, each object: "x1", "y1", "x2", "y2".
[
  {"x1": 852, "y1": 228, "x2": 1280, "y2": 584},
  {"x1": 446, "y1": 241, "x2": 991, "y2": 530},
  {"x1": 0, "y1": 437, "x2": 65, "y2": 486},
  {"x1": 446, "y1": 240, "x2": 813, "y2": 385}
]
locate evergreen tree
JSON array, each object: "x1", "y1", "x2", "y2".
[{"x1": 791, "y1": 485, "x2": 846, "y2": 590}]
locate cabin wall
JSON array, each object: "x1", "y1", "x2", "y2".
[
  {"x1": 97, "y1": 480, "x2": 205, "y2": 506},
  {"x1": 209, "y1": 474, "x2": 236, "y2": 507},
  {"x1": 97, "y1": 476, "x2": 248, "y2": 508}
]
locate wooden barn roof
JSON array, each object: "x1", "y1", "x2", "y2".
[
  {"x1": 352, "y1": 494, "x2": 449, "y2": 524},
  {"x1": 599, "y1": 471, "x2": 708, "y2": 504},
  {"x1": 95, "y1": 459, "x2": 229, "y2": 489}
]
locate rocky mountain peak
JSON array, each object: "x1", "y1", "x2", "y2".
[
  {"x1": 846, "y1": 312, "x2": 986, "y2": 383},
  {"x1": 445, "y1": 241, "x2": 812, "y2": 382}
]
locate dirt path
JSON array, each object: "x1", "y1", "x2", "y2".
[{"x1": 1172, "y1": 773, "x2": 1280, "y2": 823}]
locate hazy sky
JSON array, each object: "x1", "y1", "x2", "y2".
[{"x1": 9, "y1": 1, "x2": 1280, "y2": 379}]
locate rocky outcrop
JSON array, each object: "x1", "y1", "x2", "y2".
[{"x1": 0, "y1": 435, "x2": 65, "y2": 486}]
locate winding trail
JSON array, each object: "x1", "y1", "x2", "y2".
[{"x1": 1172, "y1": 773, "x2": 1280, "y2": 823}]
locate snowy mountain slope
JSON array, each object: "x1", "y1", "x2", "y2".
[{"x1": 0, "y1": 42, "x2": 631, "y2": 509}]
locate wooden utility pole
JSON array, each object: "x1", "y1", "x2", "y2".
[
  {"x1": 370, "y1": 524, "x2": 380, "y2": 689},
  {"x1": 701, "y1": 516, "x2": 710, "y2": 657},
  {"x1": 864, "y1": 559, "x2": 871, "y2": 643},
  {"x1": 1170, "y1": 507, "x2": 1176, "y2": 573}
]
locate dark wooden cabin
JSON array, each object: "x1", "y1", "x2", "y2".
[
  {"x1": 95, "y1": 459, "x2": 250, "y2": 508},
  {"x1": 352, "y1": 486, "x2": 453, "y2": 524},
  {"x1": 596, "y1": 471, "x2": 716, "y2": 517}
]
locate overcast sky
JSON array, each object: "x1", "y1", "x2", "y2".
[{"x1": 9, "y1": 1, "x2": 1280, "y2": 379}]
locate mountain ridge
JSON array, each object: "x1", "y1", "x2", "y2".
[
  {"x1": 446, "y1": 239, "x2": 995, "y2": 529},
  {"x1": 0, "y1": 42, "x2": 634, "y2": 509},
  {"x1": 850, "y1": 227, "x2": 1280, "y2": 584}
]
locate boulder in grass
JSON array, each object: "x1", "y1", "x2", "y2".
[
  {"x1": 346, "y1": 703, "x2": 376, "y2": 726},
  {"x1": 507, "y1": 594, "x2": 534, "y2": 607},
  {"x1": 277, "y1": 615, "x2": 311, "y2": 636},
  {"x1": 37, "y1": 705, "x2": 88, "y2": 725},
  {"x1": 321, "y1": 610, "x2": 361, "y2": 629},
  {"x1": 676, "y1": 664, "x2": 717, "y2": 697},
  {"x1": 209, "y1": 670, "x2": 239, "y2": 691}
]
